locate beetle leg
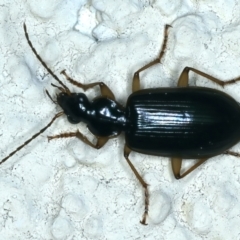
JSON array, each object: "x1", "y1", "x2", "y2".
[
  {"x1": 171, "y1": 157, "x2": 208, "y2": 179},
  {"x1": 60, "y1": 70, "x2": 115, "y2": 100},
  {"x1": 124, "y1": 144, "x2": 149, "y2": 225},
  {"x1": 178, "y1": 66, "x2": 240, "y2": 87},
  {"x1": 132, "y1": 24, "x2": 172, "y2": 92},
  {"x1": 224, "y1": 150, "x2": 240, "y2": 157},
  {"x1": 48, "y1": 131, "x2": 109, "y2": 149}
]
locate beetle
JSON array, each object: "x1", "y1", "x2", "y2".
[{"x1": 1, "y1": 23, "x2": 240, "y2": 225}]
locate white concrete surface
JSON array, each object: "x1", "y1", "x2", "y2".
[{"x1": 1, "y1": 0, "x2": 240, "y2": 239}]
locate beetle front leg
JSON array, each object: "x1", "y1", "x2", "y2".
[
  {"x1": 60, "y1": 70, "x2": 115, "y2": 100},
  {"x1": 124, "y1": 144, "x2": 149, "y2": 225},
  {"x1": 177, "y1": 67, "x2": 240, "y2": 87},
  {"x1": 171, "y1": 157, "x2": 208, "y2": 179},
  {"x1": 48, "y1": 131, "x2": 109, "y2": 149},
  {"x1": 132, "y1": 24, "x2": 172, "y2": 92}
]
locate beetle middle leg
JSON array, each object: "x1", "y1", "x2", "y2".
[
  {"x1": 60, "y1": 70, "x2": 115, "y2": 100},
  {"x1": 132, "y1": 24, "x2": 172, "y2": 92},
  {"x1": 48, "y1": 131, "x2": 109, "y2": 149},
  {"x1": 124, "y1": 144, "x2": 149, "y2": 225},
  {"x1": 177, "y1": 66, "x2": 240, "y2": 87}
]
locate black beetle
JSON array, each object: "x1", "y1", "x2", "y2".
[{"x1": 1, "y1": 24, "x2": 240, "y2": 225}]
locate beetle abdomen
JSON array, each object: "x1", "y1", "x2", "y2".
[{"x1": 125, "y1": 87, "x2": 240, "y2": 158}]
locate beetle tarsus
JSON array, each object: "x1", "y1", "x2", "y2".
[
  {"x1": 140, "y1": 213, "x2": 148, "y2": 225},
  {"x1": 140, "y1": 186, "x2": 149, "y2": 225}
]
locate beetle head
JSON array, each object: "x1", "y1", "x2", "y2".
[{"x1": 57, "y1": 92, "x2": 90, "y2": 124}]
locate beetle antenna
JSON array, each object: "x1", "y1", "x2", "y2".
[
  {"x1": 45, "y1": 89, "x2": 57, "y2": 104},
  {"x1": 0, "y1": 112, "x2": 64, "y2": 165},
  {"x1": 51, "y1": 83, "x2": 66, "y2": 93},
  {"x1": 23, "y1": 23, "x2": 71, "y2": 94}
]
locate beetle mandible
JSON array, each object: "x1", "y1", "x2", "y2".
[{"x1": 1, "y1": 23, "x2": 240, "y2": 225}]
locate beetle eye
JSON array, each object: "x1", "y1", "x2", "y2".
[{"x1": 67, "y1": 116, "x2": 80, "y2": 124}]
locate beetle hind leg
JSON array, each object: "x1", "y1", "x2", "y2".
[
  {"x1": 172, "y1": 150, "x2": 240, "y2": 179},
  {"x1": 124, "y1": 144, "x2": 149, "y2": 225},
  {"x1": 224, "y1": 150, "x2": 240, "y2": 157},
  {"x1": 171, "y1": 157, "x2": 208, "y2": 179},
  {"x1": 177, "y1": 66, "x2": 240, "y2": 87}
]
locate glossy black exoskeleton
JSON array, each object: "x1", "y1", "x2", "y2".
[
  {"x1": 2, "y1": 24, "x2": 240, "y2": 225},
  {"x1": 57, "y1": 92, "x2": 126, "y2": 136},
  {"x1": 126, "y1": 87, "x2": 240, "y2": 158}
]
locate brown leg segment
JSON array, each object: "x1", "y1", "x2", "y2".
[
  {"x1": 224, "y1": 150, "x2": 240, "y2": 157},
  {"x1": 178, "y1": 66, "x2": 240, "y2": 87},
  {"x1": 172, "y1": 149, "x2": 240, "y2": 179},
  {"x1": 132, "y1": 24, "x2": 172, "y2": 92},
  {"x1": 61, "y1": 70, "x2": 115, "y2": 100},
  {"x1": 124, "y1": 144, "x2": 149, "y2": 225},
  {"x1": 48, "y1": 130, "x2": 109, "y2": 149},
  {"x1": 171, "y1": 157, "x2": 208, "y2": 179}
]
